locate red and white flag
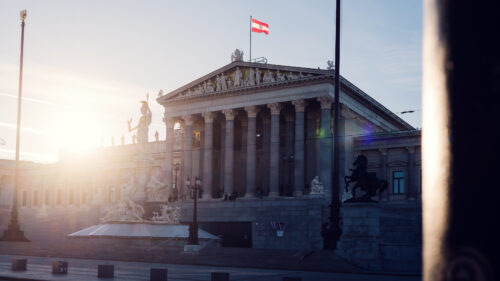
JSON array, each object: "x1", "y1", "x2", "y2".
[{"x1": 251, "y1": 18, "x2": 269, "y2": 35}]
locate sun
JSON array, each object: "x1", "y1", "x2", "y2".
[{"x1": 50, "y1": 109, "x2": 103, "y2": 156}]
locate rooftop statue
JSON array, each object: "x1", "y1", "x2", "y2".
[
  {"x1": 128, "y1": 94, "x2": 152, "y2": 146},
  {"x1": 231, "y1": 49, "x2": 244, "y2": 62},
  {"x1": 344, "y1": 154, "x2": 388, "y2": 203}
]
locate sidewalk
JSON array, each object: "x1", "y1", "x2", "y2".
[
  {"x1": 0, "y1": 254, "x2": 421, "y2": 281},
  {"x1": 0, "y1": 241, "x2": 362, "y2": 274}
]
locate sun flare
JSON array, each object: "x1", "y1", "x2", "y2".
[{"x1": 50, "y1": 109, "x2": 103, "y2": 156}]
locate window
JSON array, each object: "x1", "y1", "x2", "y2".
[
  {"x1": 393, "y1": 171, "x2": 405, "y2": 194},
  {"x1": 45, "y1": 190, "x2": 49, "y2": 205},
  {"x1": 22, "y1": 191, "x2": 27, "y2": 206},
  {"x1": 33, "y1": 190, "x2": 39, "y2": 206}
]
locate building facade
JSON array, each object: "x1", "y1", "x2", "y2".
[{"x1": 0, "y1": 58, "x2": 421, "y2": 271}]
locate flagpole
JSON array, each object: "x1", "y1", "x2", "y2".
[{"x1": 249, "y1": 15, "x2": 252, "y2": 62}]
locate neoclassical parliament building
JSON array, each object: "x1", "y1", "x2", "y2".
[{"x1": 0, "y1": 55, "x2": 422, "y2": 272}]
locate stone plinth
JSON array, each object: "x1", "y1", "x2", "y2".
[
  {"x1": 336, "y1": 203, "x2": 381, "y2": 271},
  {"x1": 11, "y1": 258, "x2": 27, "y2": 271},
  {"x1": 98, "y1": 264, "x2": 114, "y2": 278},
  {"x1": 184, "y1": 243, "x2": 205, "y2": 252}
]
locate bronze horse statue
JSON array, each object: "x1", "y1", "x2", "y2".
[{"x1": 344, "y1": 155, "x2": 388, "y2": 202}]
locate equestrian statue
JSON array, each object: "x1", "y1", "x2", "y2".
[{"x1": 344, "y1": 154, "x2": 388, "y2": 203}]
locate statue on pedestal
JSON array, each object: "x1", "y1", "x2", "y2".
[
  {"x1": 344, "y1": 155, "x2": 388, "y2": 203},
  {"x1": 146, "y1": 167, "x2": 167, "y2": 202},
  {"x1": 151, "y1": 204, "x2": 180, "y2": 224},
  {"x1": 128, "y1": 95, "x2": 152, "y2": 147},
  {"x1": 310, "y1": 176, "x2": 325, "y2": 194}
]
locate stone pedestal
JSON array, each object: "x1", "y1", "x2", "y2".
[
  {"x1": 11, "y1": 258, "x2": 27, "y2": 271},
  {"x1": 150, "y1": 268, "x2": 168, "y2": 281},
  {"x1": 184, "y1": 243, "x2": 205, "y2": 252},
  {"x1": 336, "y1": 203, "x2": 381, "y2": 271},
  {"x1": 211, "y1": 272, "x2": 230, "y2": 281}
]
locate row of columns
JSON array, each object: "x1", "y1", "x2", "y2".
[{"x1": 164, "y1": 96, "x2": 334, "y2": 200}]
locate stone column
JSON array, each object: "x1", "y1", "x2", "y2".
[
  {"x1": 406, "y1": 146, "x2": 416, "y2": 200},
  {"x1": 201, "y1": 112, "x2": 215, "y2": 200},
  {"x1": 379, "y1": 148, "x2": 389, "y2": 201},
  {"x1": 222, "y1": 109, "x2": 236, "y2": 196},
  {"x1": 317, "y1": 96, "x2": 333, "y2": 195},
  {"x1": 292, "y1": 99, "x2": 306, "y2": 197},
  {"x1": 267, "y1": 103, "x2": 282, "y2": 197},
  {"x1": 164, "y1": 116, "x2": 175, "y2": 198},
  {"x1": 244, "y1": 106, "x2": 259, "y2": 198},
  {"x1": 182, "y1": 115, "x2": 194, "y2": 200},
  {"x1": 284, "y1": 113, "x2": 294, "y2": 195}
]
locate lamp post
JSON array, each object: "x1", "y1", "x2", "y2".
[
  {"x1": 173, "y1": 163, "x2": 180, "y2": 201},
  {"x1": 187, "y1": 177, "x2": 201, "y2": 245},
  {"x1": 282, "y1": 154, "x2": 294, "y2": 196},
  {"x1": 1, "y1": 10, "x2": 30, "y2": 242}
]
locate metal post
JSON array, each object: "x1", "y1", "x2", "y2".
[
  {"x1": 249, "y1": 15, "x2": 252, "y2": 62},
  {"x1": 1, "y1": 10, "x2": 30, "y2": 242},
  {"x1": 323, "y1": 0, "x2": 342, "y2": 250},
  {"x1": 188, "y1": 177, "x2": 199, "y2": 245}
]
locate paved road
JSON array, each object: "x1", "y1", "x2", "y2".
[{"x1": 0, "y1": 255, "x2": 421, "y2": 281}]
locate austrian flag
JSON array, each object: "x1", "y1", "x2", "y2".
[{"x1": 251, "y1": 18, "x2": 269, "y2": 35}]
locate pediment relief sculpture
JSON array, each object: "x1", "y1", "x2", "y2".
[{"x1": 174, "y1": 67, "x2": 317, "y2": 100}]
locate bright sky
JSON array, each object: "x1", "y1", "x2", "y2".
[{"x1": 0, "y1": 0, "x2": 422, "y2": 163}]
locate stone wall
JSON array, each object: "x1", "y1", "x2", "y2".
[
  {"x1": 180, "y1": 197, "x2": 327, "y2": 250},
  {"x1": 336, "y1": 202, "x2": 421, "y2": 273}
]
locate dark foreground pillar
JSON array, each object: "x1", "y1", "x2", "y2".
[{"x1": 423, "y1": 1, "x2": 500, "y2": 280}]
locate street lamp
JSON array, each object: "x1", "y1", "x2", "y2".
[
  {"x1": 282, "y1": 154, "x2": 294, "y2": 196},
  {"x1": 1, "y1": 10, "x2": 30, "y2": 242},
  {"x1": 187, "y1": 177, "x2": 201, "y2": 245}
]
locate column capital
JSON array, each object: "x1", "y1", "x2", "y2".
[
  {"x1": 267, "y1": 103, "x2": 282, "y2": 115},
  {"x1": 222, "y1": 109, "x2": 236, "y2": 121},
  {"x1": 163, "y1": 117, "x2": 175, "y2": 128},
  {"x1": 182, "y1": 115, "x2": 194, "y2": 126},
  {"x1": 201, "y1": 112, "x2": 216, "y2": 123},
  {"x1": 244, "y1": 106, "x2": 259, "y2": 118},
  {"x1": 379, "y1": 148, "x2": 388, "y2": 156},
  {"x1": 292, "y1": 99, "x2": 307, "y2": 112},
  {"x1": 317, "y1": 96, "x2": 333, "y2": 109},
  {"x1": 406, "y1": 146, "x2": 416, "y2": 154}
]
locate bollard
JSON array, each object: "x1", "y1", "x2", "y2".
[
  {"x1": 150, "y1": 268, "x2": 168, "y2": 281},
  {"x1": 211, "y1": 272, "x2": 229, "y2": 281},
  {"x1": 11, "y1": 259, "x2": 27, "y2": 271},
  {"x1": 52, "y1": 261, "x2": 68, "y2": 274},
  {"x1": 98, "y1": 264, "x2": 114, "y2": 278},
  {"x1": 282, "y1": 278, "x2": 302, "y2": 281}
]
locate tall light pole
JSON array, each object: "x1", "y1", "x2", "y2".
[
  {"x1": 187, "y1": 177, "x2": 201, "y2": 245},
  {"x1": 323, "y1": 0, "x2": 342, "y2": 250},
  {"x1": 1, "y1": 10, "x2": 30, "y2": 242}
]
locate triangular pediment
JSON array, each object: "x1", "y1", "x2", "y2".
[{"x1": 157, "y1": 61, "x2": 332, "y2": 103}]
